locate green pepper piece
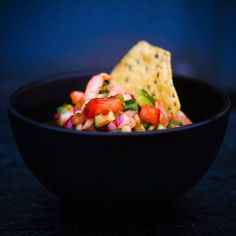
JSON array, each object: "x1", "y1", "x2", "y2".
[
  {"x1": 143, "y1": 122, "x2": 151, "y2": 129},
  {"x1": 136, "y1": 89, "x2": 155, "y2": 107},
  {"x1": 99, "y1": 88, "x2": 109, "y2": 94},
  {"x1": 124, "y1": 98, "x2": 138, "y2": 111},
  {"x1": 167, "y1": 121, "x2": 183, "y2": 129},
  {"x1": 103, "y1": 80, "x2": 110, "y2": 86},
  {"x1": 112, "y1": 128, "x2": 122, "y2": 132},
  {"x1": 120, "y1": 95, "x2": 125, "y2": 106},
  {"x1": 57, "y1": 104, "x2": 73, "y2": 113}
]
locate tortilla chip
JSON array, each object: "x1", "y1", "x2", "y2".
[{"x1": 111, "y1": 40, "x2": 181, "y2": 116}]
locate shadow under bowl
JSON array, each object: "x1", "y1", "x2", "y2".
[{"x1": 8, "y1": 69, "x2": 231, "y2": 213}]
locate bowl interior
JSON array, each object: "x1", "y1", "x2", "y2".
[{"x1": 10, "y1": 71, "x2": 229, "y2": 127}]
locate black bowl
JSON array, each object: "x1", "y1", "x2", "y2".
[{"x1": 8, "y1": 70, "x2": 230, "y2": 213}]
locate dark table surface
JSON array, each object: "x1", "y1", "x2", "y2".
[{"x1": 0, "y1": 109, "x2": 236, "y2": 236}]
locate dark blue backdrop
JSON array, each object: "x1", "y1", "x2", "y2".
[{"x1": 1, "y1": 0, "x2": 236, "y2": 102}]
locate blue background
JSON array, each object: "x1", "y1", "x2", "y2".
[{"x1": 1, "y1": 0, "x2": 236, "y2": 107}]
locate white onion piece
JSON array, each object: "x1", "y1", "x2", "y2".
[
  {"x1": 116, "y1": 113, "x2": 136, "y2": 129},
  {"x1": 123, "y1": 93, "x2": 133, "y2": 101},
  {"x1": 82, "y1": 119, "x2": 94, "y2": 130},
  {"x1": 121, "y1": 125, "x2": 132, "y2": 132},
  {"x1": 75, "y1": 123, "x2": 83, "y2": 130},
  {"x1": 134, "y1": 114, "x2": 141, "y2": 124},
  {"x1": 58, "y1": 110, "x2": 74, "y2": 126}
]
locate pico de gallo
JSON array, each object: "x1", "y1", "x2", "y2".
[{"x1": 54, "y1": 73, "x2": 192, "y2": 132}]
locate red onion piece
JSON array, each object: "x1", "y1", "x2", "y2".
[
  {"x1": 116, "y1": 114, "x2": 125, "y2": 127},
  {"x1": 107, "y1": 122, "x2": 117, "y2": 131},
  {"x1": 64, "y1": 117, "x2": 73, "y2": 129}
]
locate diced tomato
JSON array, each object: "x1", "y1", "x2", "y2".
[
  {"x1": 84, "y1": 95, "x2": 123, "y2": 118},
  {"x1": 54, "y1": 113, "x2": 60, "y2": 119},
  {"x1": 70, "y1": 91, "x2": 86, "y2": 106},
  {"x1": 139, "y1": 105, "x2": 160, "y2": 126}
]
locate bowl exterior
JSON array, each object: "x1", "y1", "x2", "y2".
[{"x1": 8, "y1": 107, "x2": 229, "y2": 211}]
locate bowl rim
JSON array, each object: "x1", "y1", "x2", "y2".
[{"x1": 8, "y1": 69, "x2": 231, "y2": 136}]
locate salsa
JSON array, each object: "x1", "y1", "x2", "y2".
[{"x1": 54, "y1": 73, "x2": 192, "y2": 132}]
